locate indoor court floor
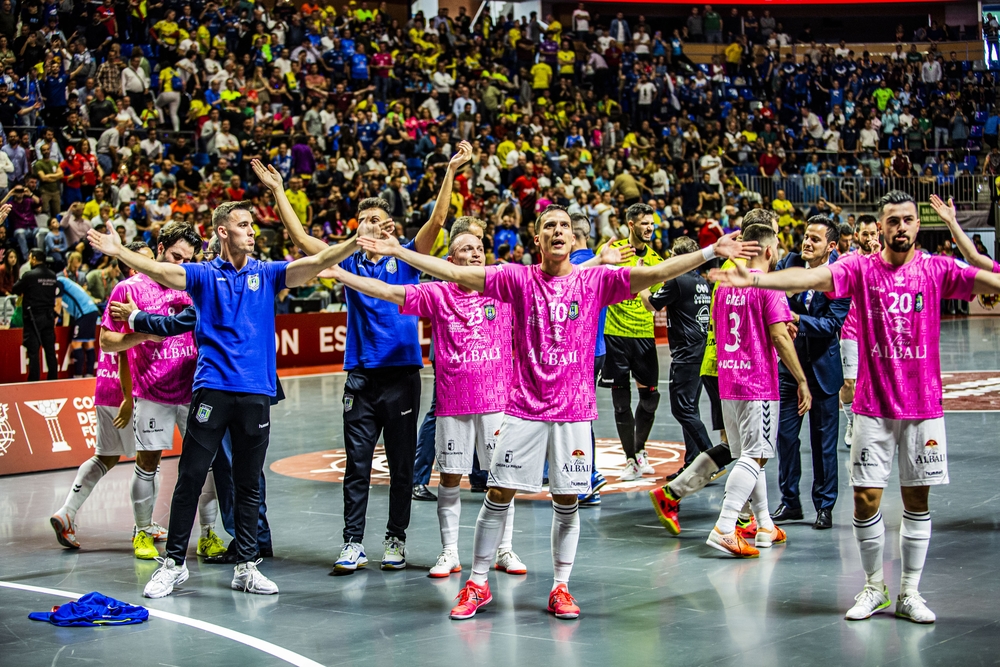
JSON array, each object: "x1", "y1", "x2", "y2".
[{"x1": 2, "y1": 317, "x2": 1000, "y2": 667}]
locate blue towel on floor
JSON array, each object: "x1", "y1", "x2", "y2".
[{"x1": 29, "y1": 592, "x2": 149, "y2": 627}]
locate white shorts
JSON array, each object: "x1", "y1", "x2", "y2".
[
  {"x1": 841, "y1": 339, "x2": 859, "y2": 381},
  {"x1": 488, "y1": 414, "x2": 592, "y2": 496},
  {"x1": 133, "y1": 399, "x2": 189, "y2": 452},
  {"x1": 850, "y1": 415, "x2": 948, "y2": 488},
  {"x1": 722, "y1": 399, "x2": 779, "y2": 459},
  {"x1": 436, "y1": 412, "x2": 504, "y2": 475},
  {"x1": 95, "y1": 404, "x2": 136, "y2": 458}
]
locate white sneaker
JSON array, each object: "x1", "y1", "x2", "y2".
[
  {"x1": 495, "y1": 549, "x2": 527, "y2": 575},
  {"x1": 636, "y1": 450, "x2": 655, "y2": 475},
  {"x1": 232, "y1": 559, "x2": 279, "y2": 595},
  {"x1": 333, "y1": 541, "x2": 368, "y2": 573},
  {"x1": 143, "y1": 557, "x2": 189, "y2": 598},
  {"x1": 619, "y1": 459, "x2": 642, "y2": 481},
  {"x1": 429, "y1": 549, "x2": 461, "y2": 578},
  {"x1": 844, "y1": 420, "x2": 853, "y2": 447},
  {"x1": 895, "y1": 593, "x2": 936, "y2": 624},
  {"x1": 381, "y1": 537, "x2": 406, "y2": 570},
  {"x1": 149, "y1": 522, "x2": 168, "y2": 542},
  {"x1": 845, "y1": 583, "x2": 892, "y2": 620}
]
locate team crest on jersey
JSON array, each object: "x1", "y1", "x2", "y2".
[
  {"x1": 484, "y1": 304, "x2": 497, "y2": 320},
  {"x1": 248, "y1": 274, "x2": 260, "y2": 291},
  {"x1": 386, "y1": 258, "x2": 398, "y2": 274},
  {"x1": 915, "y1": 293, "x2": 924, "y2": 312},
  {"x1": 568, "y1": 301, "x2": 580, "y2": 320},
  {"x1": 344, "y1": 394, "x2": 354, "y2": 412},
  {"x1": 196, "y1": 404, "x2": 212, "y2": 423}
]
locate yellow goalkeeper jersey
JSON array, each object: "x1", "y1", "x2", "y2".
[{"x1": 598, "y1": 239, "x2": 664, "y2": 338}]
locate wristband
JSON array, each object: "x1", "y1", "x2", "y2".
[{"x1": 701, "y1": 246, "x2": 717, "y2": 262}]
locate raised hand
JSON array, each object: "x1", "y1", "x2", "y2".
[
  {"x1": 0, "y1": 203, "x2": 11, "y2": 225},
  {"x1": 599, "y1": 243, "x2": 635, "y2": 265},
  {"x1": 708, "y1": 261, "x2": 752, "y2": 288},
  {"x1": 714, "y1": 231, "x2": 759, "y2": 260},
  {"x1": 87, "y1": 226, "x2": 123, "y2": 257},
  {"x1": 449, "y1": 141, "x2": 473, "y2": 169},
  {"x1": 357, "y1": 233, "x2": 402, "y2": 257},
  {"x1": 109, "y1": 293, "x2": 139, "y2": 322},
  {"x1": 378, "y1": 218, "x2": 396, "y2": 238},
  {"x1": 928, "y1": 194, "x2": 958, "y2": 227},
  {"x1": 251, "y1": 158, "x2": 284, "y2": 192}
]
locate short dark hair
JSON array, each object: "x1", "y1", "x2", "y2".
[
  {"x1": 119, "y1": 241, "x2": 151, "y2": 273},
  {"x1": 451, "y1": 216, "x2": 484, "y2": 239},
  {"x1": 497, "y1": 243, "x2": 511, "y2": 258},
  {"x1": 855, "y1": 214, "x2": 878, "y2": 231},
  {"x1": 570, "y1": 213, "x2": 591, "y2": 241},
  {"x1": 877, "y1": 190, "x2": 916, "y2": 218},
  {"x1": 212, "y1": 200, "x2": 253, "y2": 228},
  {"x1": 625, "y1": 202, "x2": 654, "y2": 225},
  {"x1": 357, "y1": 197, "x2": 391, "y2": 217},
  {"x1": 158, "y1": 221, "x2": 202, "y2": 255},
  {"x1": 536, "y1": 204, "x2": 568, "y2": 227},
  {"x1": 742, "y1": 208, "x2": 778, "y2": 230},
  {"x1": 807, "y1": 215, "x2": 839, "y2": 245},
  {"x1": 671, "y1": 236, "x2": 700, "y2": 256},
  {"x1": 741, "y1": 223, "x2": 777, "y2": 246},
  {"x1": 28, "y1": 248, "x2": 45, "y2": 263},
  {"x1": 838, "y1": 222, "x2": 854, "y2": 237}
]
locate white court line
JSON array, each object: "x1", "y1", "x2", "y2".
[{"x1": 0, "y1": 580, "x2": 325, "y2": 667}]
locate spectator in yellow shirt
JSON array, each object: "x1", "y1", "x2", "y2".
[
  {"x1": 530, "y1": 61, "x2": 553, "y2": 95},
  {"x1": 285, "y1": 176, "x2": 312, "y2": 226},
  {"x1": 557, "y1": 41, "x2": 576, "y2": 80}
]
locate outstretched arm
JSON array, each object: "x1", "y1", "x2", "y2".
[
  {"x1": 579, "y1": 243, "x2": 635, "y2": 268},
  {"x1": 711, "y1": 262, "x2": 835, "y2": 293},
  {"x1": 285, "y1": 236, "x2": 360, "y2": 287},
  {"x1": 326, "y1": 265, "x2": 407, "y2": 305},
  {"x1": 931, "y1": 194, "x2": 995, "y2": 271},
  {"x1": 252, "y1": 159, "x2": 328, "y2": 256},
  {"x1": 87, "y1": 228, "x2": 186, "y2": 290},
  {"x1": 413, "y1": 140, "x2": 473, "y2": 255},
  {"x1": 629, "y1": 232, "x2": 759, "y2": 293},
  {"x1": 357, "y1": 233, "x2": 486, "y2": 292}
]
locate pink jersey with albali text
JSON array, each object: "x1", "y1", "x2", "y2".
[
  {"x1": 101, "y1": 274, "x2": 197, "y2": 405},
  {"x1": 715, "y1": 269, "x2": 793, "y2": 401},
  {"x1": 94, "y1": 347, "x2": 124, "y2": 407},
  {"x1": 838, "y1": 250, "x2": 862, "y2": 341},
  {"x1": 401, "y1": 282, "x2": 513, "y2": 416},
  {"x1": 483, "y1": 263, "x2": 633, "y2": 422},
  {"x1": 828, "y1": 252, "x2": 978, "y2": 419}
]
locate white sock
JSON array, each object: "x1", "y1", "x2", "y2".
[
  {"x1": 470, "y1": 498, "x2": 509, "y2": 585},
  {"x1": 667, "y1": 452, "x2": 717, "y2": 498},
  {"x1": 198, "y1": 469, "x2": 218, "y2": 538},
  {"x1": 738, "y1": 499, "x2": 753, "y2": 523},
  {"x1": 152, "y1": 465, "x2": 161, "y2": 515},
  {"x1": 551, "y1": 501, "x2": 580, "y2": 589},
  {"x1": 131, "y1": 464, "x2": 156, "y2": 532},
  {"x1": 750, "y1": 471, "x2": 774, "y2": 531},
  {"x1": 60, "y1": 457, "x2": 108, "y2": 520},
  {"x1": 715, "y1": 457, "x2": 760, "y2": 534},
  {"x1": 899, "y1": 510, "x2": 931, "y2": 595},
  {"x1": 499, "y1": 500, "x2": 515, "y2": 552},
  {"x1": 853, "y1": 511, "x2": 885, "y2": 587},
  {"x1": 437, "y1": 484, "x2": 461, "y2": 551},
  {"x1": 843, "y1": 402, "x2": 854, "y2": 427}
]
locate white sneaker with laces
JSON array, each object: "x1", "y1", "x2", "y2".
[
  {"x1": 333, "y1": 542, "x2": 368, "y2": 573},
  {"x1": 232, "y1": 559, "x2": 279, "y2": 595},
  {"x1": 895, "y1": 593, "x2": 936, "y2": 624},
  {"x1": 619, "y1": 460, "x2": 642, "y2": 481},
  {"x1": 429, "y1": 549, "x2": 461, "y2": 577},
  {"x1": 845, "y1": 420, "x2": 854, "y2": 446},
  {"x1": 495, "y1": 549, "x2": 527, "y2": 575},
  {"x1": 381, "y1": 537, "x2": 406, "y2": 570},
  {"x1": 636, "y1": 450, "x2": 655, "y2": 475},
  {"x1": 143, "y1": 557, "x2": 189, "y2": 599},
  {"x1": 844, "y1": 583, "x2": 892, "y2": 620}
]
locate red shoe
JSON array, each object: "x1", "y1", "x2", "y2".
[
  {"x1": 50, "y1": 513, "x2": 80, "y2": 549},
  {"x1": 450, "y1": 580, "x2": 492, "y2": 620},
  {"x1": 736, "y1": 515, "x2": 758, "y2": 540},
  {"x1": 649, "y1": 487, "x2": 681, "y2": 535},
  {"x1": 547, "y1": 583, "x2": 580, "y2": 619}
]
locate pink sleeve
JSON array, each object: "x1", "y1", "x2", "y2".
[
  {"x1": 483, "y1": 264, "x2": 521, "y2": 303},
  {"x1": 100, "y1": 283, "x2": 129, "y2": 333},
  {"x1": 826, "y1": 253, "x2": 858, "y2": 300},
  {"x1": 940, "y1": 258, "x2": 979, "y2": 301},
  {"x1": 595, "y1": 266, "x2": 634, "y2": 307},
  {"x1": 762, "y1": 288, "x2": 793, "y2": 326},
  {"x1": 399, "y1": 282, "x2": 438, "y2": 317},
  {"x1": 992, "y1": 259, "x2": 1000, "y2": 274}
]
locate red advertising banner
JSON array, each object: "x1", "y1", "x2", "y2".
[
  {"x1": 0, "y1": 378, "x2": 183, "y2": 476},
  {"x1": 0, "y1": 326, "x2": 78, "y2": 384}
]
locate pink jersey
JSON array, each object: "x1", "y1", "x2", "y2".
[
  {"x1": 101, "y1": 274, "x2": 197, "y2": 405},
  {"x1": 715, "y1": 269, "x2": 793, "y2": 401},
  {"x1": 483, "y1": 263, "x2": 633, "y2": 422},
  {"x1": 828, "y1": 252, "x2": 978, "y2": 419},
  {"x1": 94, "y1": 347, "x2": 124, "y2": 407},
  {"x1": 401, "y1": 282, "x2": 513, "y2": 416}
]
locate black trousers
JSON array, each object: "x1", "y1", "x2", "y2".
[
  {"x1": 165, "y1": 389, "x2": 271, "y2": 564},
  {"x1": 668, "y1": 362, "x2": 713, "y2": 465},
  {"x1": 23, "y1": 312, "x2": 57, "y2": 381},
  {"x1": 776, "y1": 375, "x2": 840, "y2": 512},
  {"x1": 342, "y1": 366, "x2": 421, "y2": 542}
]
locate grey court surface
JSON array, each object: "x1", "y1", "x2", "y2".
[{"x1": 2, "y1": 317, "x2": 1000, "y2": 667}]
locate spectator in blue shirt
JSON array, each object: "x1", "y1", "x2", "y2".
[
  {"x1": 44, "y1": 217, "x2": 67, "y2": 267},
  {"x1": 350, "y1": 43, "x2": 369, "y2": 86}
]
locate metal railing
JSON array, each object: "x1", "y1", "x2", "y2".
[{"x1": 737, "y1": 174, "x2": 992, "y2": 207}]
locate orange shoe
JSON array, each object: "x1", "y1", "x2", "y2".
[
  {"x1": 547, "y1": 583, "x2": 580, "y2": 619},
  {"x1": 50, "y1": 513, "x2": 80, "y2": 549},
  {"x1": 755, "y1": 525, "x2": 787, "y2": 548},
  {"x1": 649, "y1": 487, "x2": 681, "y2": 535},
  {"x1": 736, "y1": 515, "x2": 758, "y2": 540},
  {"x1": 706, "y1": 528, "x2": 759, "y2": 558},
  {"x1": 450, "y1": 580, "x2": 492, "y2": 620}
]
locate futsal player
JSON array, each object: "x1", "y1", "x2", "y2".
[
  {"x1": 706, "y1": 223, "x2": 810, "y2": 558},
  {"x1": 713, "y1": 190, "x2": 1000, "y2": 622},
  {"x1": 597, "y1": 203, "x2": 665, "y2": 480},
  {"x1": 355, "y1": 205, "x2": 757, "y2": 620},
  {"x1": 88, "y1": 200, "x2": 362, "y2": 598}
]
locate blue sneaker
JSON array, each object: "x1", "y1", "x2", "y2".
[
  {"x1": 578, "y1": 491, "x2": 601, "y2": 506},
  {"x1": 591, "y1": 470, "x2": 608, "y2": 494},
  {"x1": 334, "y1": 541, "x2": 368, "y2": 574}
]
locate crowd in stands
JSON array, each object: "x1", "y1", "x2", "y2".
[{"x1": 1, "y1": 0, "x2": 999, "y2": 311}]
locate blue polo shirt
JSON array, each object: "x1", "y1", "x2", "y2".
[
  {"x1": 569, "y1": 248, "x2": 607, "y2": 357},
  {"x1": 182, "y1": 256, "x2": 287, "y2": 396},
  {"x1": 340, "y1": 240, "x2": 422, "y2": 370}
]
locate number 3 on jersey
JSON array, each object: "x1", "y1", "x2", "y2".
[{"x1": 723, "y1": 312, "x2": 741, "y2": 352}]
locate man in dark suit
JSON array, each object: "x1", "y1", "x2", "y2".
[{"x1": 771, "y1": 216, "x2": 850, "y2": 530}]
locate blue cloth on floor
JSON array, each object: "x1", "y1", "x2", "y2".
[{"x1": 29, "y1": 592, "x2": 149, "y2": 627}]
